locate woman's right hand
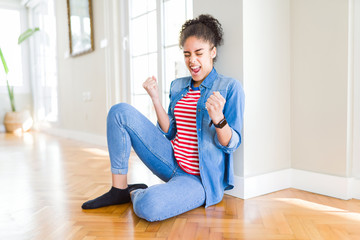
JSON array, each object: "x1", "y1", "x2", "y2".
[{"x1": 143, "y1": 76, "x2": 159, "y2": 102}]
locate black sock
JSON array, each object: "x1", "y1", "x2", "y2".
[
  {"x1": 81, "y1": 184, "x2": 148, "y2": 209},
  {"x1": 81, "y1": 186, "x2": 130, "y2": 209}
]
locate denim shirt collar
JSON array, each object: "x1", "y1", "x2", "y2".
[
  {"x1": 185, "y1": 68, "x2": 218, "y2": 89},
  {"x1": 200, "y1": 68, "x2": 218, "y2": 88}
]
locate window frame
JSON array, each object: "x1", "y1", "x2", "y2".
[{"x1": 127, "y1": 0, "x2": 193, "y2": 120}]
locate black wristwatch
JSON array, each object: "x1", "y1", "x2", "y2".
[{"x1": 209, "y1": 117, "x2": 227, "y2": 129}]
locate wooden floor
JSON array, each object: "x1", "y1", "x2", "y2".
[{"x1": 2, "y1": 132, "x2": 360, "y2": 240}]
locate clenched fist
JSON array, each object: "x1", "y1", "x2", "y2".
[
  {"x1": 205, "y1": 91, "x2": 226, "y2": 124},
  {"x1": 143, "y1": 76, "x2": 159, "y2": 102}
]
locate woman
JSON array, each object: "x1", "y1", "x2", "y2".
[{"x1": 82, "y1": 14, "x2": 245, "y2": 222}]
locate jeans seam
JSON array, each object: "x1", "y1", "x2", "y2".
[
  {"x1": 109, "y1": 108, "x2": 130, "y2": 172},
  {"x1": 120, "y1": 127, "x2": 127, "y2": 161}
]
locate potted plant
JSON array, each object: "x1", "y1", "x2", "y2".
[{"x1": 1, "y1": 27, "x2": 39, "y2": 133}]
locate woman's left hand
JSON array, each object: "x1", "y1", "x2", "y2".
[{"x1": 205, "y1": 91, "x2": 226, "y2": 124}]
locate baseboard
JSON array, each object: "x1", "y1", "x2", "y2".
[
  {"x1": 291, "y1": 169, "x2": 352, "y2": 200},
  {"x1": 226, "y1": 168, "x2": 360, "y2": 200},
  {"x1": 42, "y1": 127, "x2": 107, "y2": 147},
  {"x1": 226, "y1": 169, "x2": 292, "y2": 199},
  {"x1": 244, "y1": 169, "x2": 292, "y2": 199}
]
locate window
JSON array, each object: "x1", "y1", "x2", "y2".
[
  {"x1": 0, "y1": 7, "x2": 25, "y2": 88},
  {"x1": 129, "y1": 0, "x2": 192, "y2": 123},
  {"x1": 27, "y1": 0, "x2": 58, "y2": 123}
]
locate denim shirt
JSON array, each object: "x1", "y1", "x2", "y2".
[{"x1": 157, "y1": 68, "x2": 245, "y2": 207}]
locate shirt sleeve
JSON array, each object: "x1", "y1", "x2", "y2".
[
  {"x1": 156, "y1": 116, "x2": 176, "y2": 140},
  {"x1": 213, "y1": 127, "x2": 241, "y2": 154},
  {"x1": 214, "y1": 80, "x2": 245, "y2": 154}
]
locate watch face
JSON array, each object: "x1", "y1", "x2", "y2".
[
  {"x1": 215, "y1": 118, "x2": 227, "y2": 128},
  {"x1": 220, "y1": 119, "x2": 227, "y2": 128}
]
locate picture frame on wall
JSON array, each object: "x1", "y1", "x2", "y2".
[{"x1": 67, "y1": 0, "x2": 94, "y2": 57}]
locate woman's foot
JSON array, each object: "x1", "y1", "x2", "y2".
[{"x1": 81, "y1": 184, "x2": 148, "y2": 209}]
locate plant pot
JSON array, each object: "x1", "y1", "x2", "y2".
[{"x1": 4, "y1": 110, "x2": 33, "y2": 133}]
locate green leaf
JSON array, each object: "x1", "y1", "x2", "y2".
[
  {"x1": 6, "y1": 79, "x2": 16, "y2": 112},
  {"x1": 0, "y1": 47, "x2": 9, "y2": 74},
  {"x1": 18, "y1": 27, "x2": 40, "y2": 45}
]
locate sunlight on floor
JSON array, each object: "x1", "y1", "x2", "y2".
[
  {"x1": 82, "y1": 147, "x2": 109, "y2": 157},
  {"x1": 275, "y1": 198, "x2": 360, "y2": 221},
  {"x1": 275, "y1": 198, "x2": 346, "y2": 212},
  {"x1": 22, "y1": 132, "x2": 34, "y2": 144}
]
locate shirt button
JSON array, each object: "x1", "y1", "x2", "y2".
[
  {"x1": 198, "y1": 128, "x2": 201, "y2": 131},
  {"x1": 198, "y1": 109, "x2": 201, "y2": 112}
]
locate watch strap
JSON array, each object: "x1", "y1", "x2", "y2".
[{"x1": 209, "y1": 117, "x2": 227, "y2": 129}]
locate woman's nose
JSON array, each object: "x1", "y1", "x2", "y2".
[{"x1": 189, "y1": 57, "x2": 196, "y2": 63}]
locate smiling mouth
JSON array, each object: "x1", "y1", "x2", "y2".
[{"x1": 191, "y1": 66, "x2": 201, "y2": 74}]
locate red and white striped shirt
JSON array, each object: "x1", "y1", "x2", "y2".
[{"x1": 172, "y1": 87, "x2": 201, "y2": 175}]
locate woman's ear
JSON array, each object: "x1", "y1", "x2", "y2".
[{"x1": 211, "y1": 47, "x2": 217, "y2": 59}]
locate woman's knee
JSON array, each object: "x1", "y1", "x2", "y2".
[
  {"x1": 107, "y1": 103, "x2": 134, "y2": 124},
  {"x1": 108, "y1": 103, "x2": 133, "y2": 117},
  {"x1": 132, "y1": 190, "x2": 166, "y2": 222}
]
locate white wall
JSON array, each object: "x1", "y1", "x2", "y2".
[
  {"x1": 290, "y1": 0, "x2": 349, "y2": 177},
  {"x1": 243, "y1": 0, "x2": 291, "y2": 177},
  {"x1": 55, "y1": 0, "x2": 108, "y2": 136},
  {"x1": 353, "y1": 0, "x2": 360, "y2": 178}
]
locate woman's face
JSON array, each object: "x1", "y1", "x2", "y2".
[{"x1": 183, "y1": 36, "x2": 217, "y2": 87}]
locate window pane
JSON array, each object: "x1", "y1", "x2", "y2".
[
  {"x1": 132, "y1": 0, "x2": 156, "y2": 17},
  {"x1": 132, "y1": 53, "x2": 157, "y2": 95},
  {"x1": 147, "y1": 0, "x2": 156, "y2": 11},
  {"x1": 163, "y1": 0, "x2": 186, "y2": 46},
  {"x1": 0, "y1": 8, "x2": 23, "y2": 86},
  {"x1": 133, "y1": 94, "x2": 156, "y2": 123},
  {"x1": 31, "y1": 0, "x2": 58, "y2": 122},
  {"x1": 132, "y1": 55, "x2": 148, "y2": 95},
  {"x1": 129, "y1": 0, "x2": 192, "y2": 121},
  {"x1": 147, "y1": 10, "x2": 157, "y2": 53},
  {"x1": 131, "y1": 15, "x2": 148, "y2": 56},
  {"x1": 148, "y1": 53, "x2": 157, "y2": 77},
  {"x1": 131, "y1": 0, "x2": 148, "y2": 18},
  {"x1": 164, "y1": 46, "x2": 189, "y2": 92}
]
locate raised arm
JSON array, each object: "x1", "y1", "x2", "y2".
[
  {"x1": 143, "y1": 76, "x2": 170, "y2": 133},
  {"x1": 206, "y1": 91, "x2": 232, "y2": 146}
]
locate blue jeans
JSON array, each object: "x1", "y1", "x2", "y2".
[{"x1": 107, "y1": 103, "x2": 206, "y2": 222}]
